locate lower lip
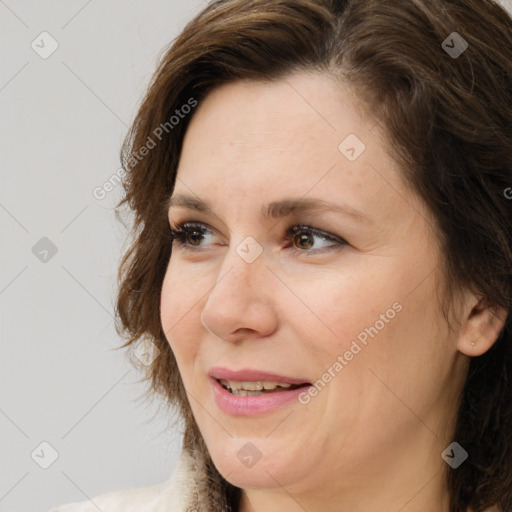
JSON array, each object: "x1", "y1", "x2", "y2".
[{"x1": 211, "y1": 377, "x2": 311, "y2": 416}]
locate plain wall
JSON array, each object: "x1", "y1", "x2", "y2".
[{"x1": 0, "y1": 1, "x2": 206, "y2": 511}]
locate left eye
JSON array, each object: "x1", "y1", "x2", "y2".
[
  {"x1": 169, "y1": 222, "x2": 346, "y2": 253},
  {"x1": 287, "y1": 225, "x2": 345, "y2": 251}
]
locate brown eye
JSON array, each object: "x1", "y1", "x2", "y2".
[
  {"x1": 170, "y1": 222, "x2": 213, "y2": 251},
  {"x1": 288, "y1": 225, "x2": 346, "y2": 252},
  {"x1": 185, "y1": 228, "x2": 204, "y2": 246},
  {"x1": 293, "y1": 232, "x2": 315, "y2": 249}
]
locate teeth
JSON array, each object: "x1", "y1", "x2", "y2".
[
  {"x1": 264, "y1": 381, "x2": 292, "y2": 389},
  {"x1": 231, "y1": 389, "x2": 267, "y2": 397},
  {"x1": 219, "y1": 379, "x2": 293, "y2": 391}
]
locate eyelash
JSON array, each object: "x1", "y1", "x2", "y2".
[{"x1": 169, "y1": 221, "x2": 347, "y2": 254}]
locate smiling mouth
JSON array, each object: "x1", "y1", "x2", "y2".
[{"x1": 217, "y1": 379, "x2": 310, "y2": 396}]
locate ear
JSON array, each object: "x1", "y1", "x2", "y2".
[{"x1": 456, "y1": 292, "x2": 508, "y2": 357}]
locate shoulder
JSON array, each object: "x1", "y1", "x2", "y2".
[
  {"x1": 47, "y1": 480, "x2": 166, "y2": 511},
  {"x1": 48, "y1": 450, "x2": 197, "y2": 512}
]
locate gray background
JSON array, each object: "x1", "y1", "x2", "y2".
[
  {"x1": 0, "y1": 1, "x2": 205, "y2": 511},
  {"x1": 2, "y1": 1, "x2": 512, "y2": 511}
]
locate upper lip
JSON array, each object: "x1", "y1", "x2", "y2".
[{"x1": 209, "y1": 366, "x2": 311, "y2": 385}]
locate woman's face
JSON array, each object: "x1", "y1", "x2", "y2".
[{"x1": 160, "y1": 71, "x2": 469, "y2": 506}]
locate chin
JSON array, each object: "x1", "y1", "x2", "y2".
[{"x1": 207, "y1": 440, "x2": 305, "y2": 490}]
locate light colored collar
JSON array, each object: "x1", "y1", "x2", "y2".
[
  {"x1": 139, "y1": 448, "x2": 199, "y2": 511},
  {"x1": 50, "y1": 448, "x2": 218, "y2": 512}
]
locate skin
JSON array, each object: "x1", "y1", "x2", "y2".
[{"x1": 160, "y1": 71, "x2": 507, "y2": 512}]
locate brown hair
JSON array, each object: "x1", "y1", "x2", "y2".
[{"x1": 115, "y1": 1, "x2": 512, "y2": 510}]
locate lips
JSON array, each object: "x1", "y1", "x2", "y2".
[
  {"x1": 208, "y1": 366, "x2": 311, "y2": 386},
  {"x1": 211, "y1": 376, "x2": 312, "y2": 416}
]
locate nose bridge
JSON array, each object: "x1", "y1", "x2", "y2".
[
  {"x1": 200, "y1": 235, "x2": 276, "y2": 338},
  {"x1": 209, "y1": 236, "x2": 266, "y2": 305}
]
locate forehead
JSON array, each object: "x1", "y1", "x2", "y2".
[
  {"x1": 173, "y1": 71, "x2": 426, "y2": 229},
  {"x1": 180, "y1": 73, "x2": 367, "y2": 166}
]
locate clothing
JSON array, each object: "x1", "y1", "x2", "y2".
[{"x1": 48, "y1": 448, "x2": 207, "y2": 511}]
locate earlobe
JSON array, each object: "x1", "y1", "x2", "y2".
[{"x1": 457, "y1": 294, "x2": 508, "y2": 357}]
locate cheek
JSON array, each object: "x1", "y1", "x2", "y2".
[
  {"x1": 290, "y1": 264, "x2": 433, "y2": 392},
  {"x1": 160, "y1": 256, "x2": 204, "y2": 323},
  {"x1": 160, "y1": 260, "x2": 203, "y2": 363},
  {"x1": 286, "y1": 271, "x2": 395, "y2": 355},
  {"x1": 160, "y1": 263, "x2": 178, "y2": 335}
]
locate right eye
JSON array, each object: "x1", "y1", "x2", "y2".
[{"x1": 170, "y1": 221, "x2": 215, "y2": 251}]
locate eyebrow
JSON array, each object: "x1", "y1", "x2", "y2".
[{"x1": 166, "y1": 193, "x2": 371, "y2": 225}]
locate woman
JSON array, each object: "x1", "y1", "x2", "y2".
[{"x1": 51, "y1": 0, "x2": 512, "y2": 511}]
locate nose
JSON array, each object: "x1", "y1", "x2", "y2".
[{"x1": 200, "y1": 245, "x2": 279, "y2": 342}]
